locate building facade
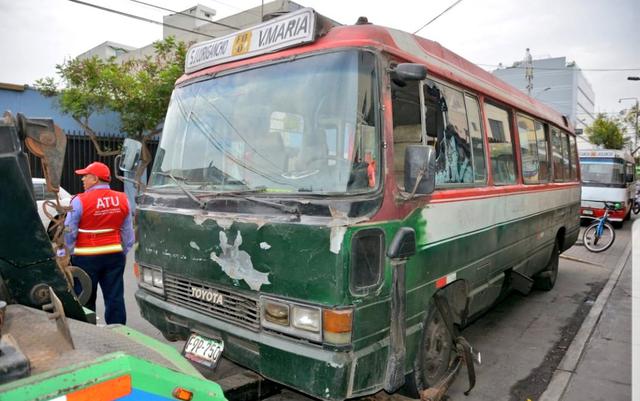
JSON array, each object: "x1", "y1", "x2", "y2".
[
  {"x1": 492, "y1": 57, "x2": 596, "y2": 149},
  {"x1": 76, "y1": 41, "x2": 137, "y2": 61},
  {"x1": 106, "y1": 1, "x2": 310, "y2": 64},
  {"x1": 0, "y1": 83, "x2": 121, "y2": 134}
]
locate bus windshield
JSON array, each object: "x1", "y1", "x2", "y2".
[
  {"x1": 580, "y1": 159, "x2": 625, "y2": 185},
  {"x1": 150, "y1": 50, "x2": 379, "y2": 195}
]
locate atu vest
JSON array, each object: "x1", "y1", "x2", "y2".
[{"x1": 74, "y1": 188, "x2": 129, "y2": 256}]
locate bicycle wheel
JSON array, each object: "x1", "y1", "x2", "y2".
[
  {"x1": 583, "y1": 222, "x2": 615, "y2": 253},
  {"x1": 633, "y1": 201, "x2": 640, "y2": 215}
]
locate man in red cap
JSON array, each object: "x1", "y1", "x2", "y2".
[{"x1": 63, "y1": 161, "x2": 134, "y2": 324}]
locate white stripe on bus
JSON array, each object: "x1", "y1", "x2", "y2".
[{"x1": 422, "y1": 187, "x2": 580, "y2": 246}]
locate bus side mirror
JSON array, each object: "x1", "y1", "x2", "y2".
[
  {"x1": 120, "y1": 138, "x2": 142, "y2": 172},
  {"x1": 626, "y1": 173, "x2": 634, "y2": 183},
  {"x1": 387, "y1": 227, "x2": 416, "y2": 260},
  {"x1": 392, "y1": 63, "x2": 427, "y2": 86},
  {"x1": 404, "y1": 145, "x2": 436, "y2": 195}
]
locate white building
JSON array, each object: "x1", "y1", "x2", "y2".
[
  {"x1": 492, "y1": 56, "x2": 596, "y2": 149},
  {"x1": 77, "y1": 41, "x2": 137, "y2": 61},
  {"x1": 80, "y1": 1, "x2": 309, "y2": 63}
]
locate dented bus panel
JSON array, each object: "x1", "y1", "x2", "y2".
[{"x1": 131, "y1": 8, "x2": 580, "y2": 400}]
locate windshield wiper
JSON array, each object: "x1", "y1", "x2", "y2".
[
  {"x1": 198, "y1": 188, "x2": 300, "y2": 217},
  {"x1": 154, "y1": 172, "x2": 206, "y2": 208}
]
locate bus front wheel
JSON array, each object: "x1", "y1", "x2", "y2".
[{"x1": 414, "y1": 299, "x2": 457, "y2": 391}]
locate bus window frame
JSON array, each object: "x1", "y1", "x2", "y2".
[
  {"x1": 514, "y1": 113, "x2": 556, "y2": 185},
  {"x1": 549, "y1": 125, "x2": 578, "y2": 183},
  {"x1": 537, "y1": 122, "x2": 552, "y2": 183},
  {"x1": 419, "y1": 76, "x2": 488, "y2": 190},
  {"x1": 515, "y1": 113, "x2": 540, "y2": 185},
  {"x1": 569, "y1": 134, "x2": 579, "y2": 181},
  {"x1": 550, "y1": 126, "x2": 565, "y2": 182},
  {"x1": 483, "y1": 99, "x2": 519, "y2": 186}
]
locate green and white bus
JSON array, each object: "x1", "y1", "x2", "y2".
[{"x1": 123, "y1": 8, "x2": 581, "y2": 400}]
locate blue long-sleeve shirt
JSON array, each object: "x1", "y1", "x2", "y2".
[{"x1": 64, "y1": 184, "x2": 135, "y2": 255}]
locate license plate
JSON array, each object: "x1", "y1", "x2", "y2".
[
  {"x1": 183, "y1": 333, "x2": 224, "y2": 368},
  {"x1": 583, "y1": 209, "x2": 594, "y2": 216}
]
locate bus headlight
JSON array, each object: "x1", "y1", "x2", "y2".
[
  {"x1": 264, "y1": 300, "x2": 289, "y2": 325},
  {"x1": 260, "y1": 296, "x2": 352, "y2": 346},
  {"x1": 138, "y1": 264, "x2": 164, "y2": 295},
  {"x1": 292, "y1": 306, "x2": 321, "y2": 332}
]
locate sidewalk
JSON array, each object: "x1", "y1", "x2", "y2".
[{"x1": 540, "y1": 222, "x2": 633, "y2": 401}]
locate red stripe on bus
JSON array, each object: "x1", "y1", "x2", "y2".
[{"x1": 429, "y1": 183, "x2": 580, "y2": 203}]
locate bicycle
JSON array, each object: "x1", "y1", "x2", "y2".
[{"x1": 582, "y1": 201, "x2": 617, "y2": 253}]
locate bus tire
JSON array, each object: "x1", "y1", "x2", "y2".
[
  {"x1": 534, "y1": 241, "x2": 559, "y2": 291},
  {"x1": 162, "y1": 332, "x2": 181, "y2": 342},
  {"x1": 414, "y1": 299, "x2": 457, "y2": 391}
]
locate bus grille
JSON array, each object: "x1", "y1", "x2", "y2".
[{"x1": 163, "y1": 273, "x2": 261, "y2": 332}]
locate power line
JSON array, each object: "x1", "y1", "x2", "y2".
[
  {"x1": 413, "y1": 0, "x2": 464, "y2": 35},
  {"x1": 127, "y1": 0, "x2": 238, "y2": 30},
  {"x1": 68, "y1": 0, "x2": 216, "y2": 39},
  {"x1": 209, "y1": 0, "x2": 263, "y2": 19},
  {"x1": 479, "y1": 63, "x2": 640, "y2": 72}
]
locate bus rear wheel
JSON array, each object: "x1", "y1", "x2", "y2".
[
  {"x1": 534, "y1": 241, "x2": 559, "y2": 291},
  {"x1": 414, "y1": 300, "x2": 457, "y2": 390}
]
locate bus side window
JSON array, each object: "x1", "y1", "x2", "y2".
[
  {"x1": 485, "y1": 103, "x2": 516, "y2": 185},
  {"x1": 464, "y1": 94, "x2": 486, "y2": 183},
  {"x1": 562, "y1": 132, "x2": 571, "y2": 180},
  {"x1": 569, "y1": 135, "x2": 578, "y2": 181},
  {"x1": 391, "y1": 79, "x2": 422, "y2": 191},
  {"x1": 536, "y1": 121, "x2": 550, "y2": 182},
  {"x1": 516, "y1": 114, "x2": 539, "y2": 184},
  {"x1": 551, "y1": 127, "x2": 564, "y2": 181},
  {"x1": 423, "y1": 81, "x2": 474, "y2": 186}
]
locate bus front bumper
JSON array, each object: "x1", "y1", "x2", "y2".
[
  {"x1": 135, "y1": 289, "x2": 357, "y2": 401},
  {"x1": 580, "y1": 206, "x2": 626, "y2": 222}
]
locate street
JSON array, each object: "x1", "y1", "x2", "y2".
[{"x1": 90, "y1": 216, "x2": 634, "y2": 401}]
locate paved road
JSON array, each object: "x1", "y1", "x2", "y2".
[
  {"x1": 447, "y1": 217, "x2": 633, "y2": 401},
  {"x1": 93, "y1": 215, "x2": 634, "y2": 400}
]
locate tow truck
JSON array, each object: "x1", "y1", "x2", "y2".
[{"x1": 0, "y1": 112, "x2": 227, "y2": 401}]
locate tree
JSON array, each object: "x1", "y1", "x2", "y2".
[
  {"x1": 34, "y1": 36, "x2": 187, "y2": 173},
  {"x1": 585, "y1": 113, "x2": 626, "y2": 149}
]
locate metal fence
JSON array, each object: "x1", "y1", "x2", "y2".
[{"x1": 28, "y1": 130, "x2": 158, "y2": 195}]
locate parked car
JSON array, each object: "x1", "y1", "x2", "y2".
[{"x1": 32, "y1": 177, "x2": 72, "y2": 239}]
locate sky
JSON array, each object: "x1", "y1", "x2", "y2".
[{"x1": 0, "y1": 0, "x2": 638, "y2": 117}]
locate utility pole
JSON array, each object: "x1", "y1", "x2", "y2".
[{"x1": 524, "y1": 48, "x2": 533, "y2": 96}]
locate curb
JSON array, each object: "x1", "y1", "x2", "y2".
[{"x1": 539, "y1": 238, "x2": 632, "y2": 401}]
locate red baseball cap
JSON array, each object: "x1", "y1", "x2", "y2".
[{"x1": 75, "y1": 162, "x2": 111, "y2": 182}]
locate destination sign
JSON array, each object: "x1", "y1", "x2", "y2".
[
  {"x1": 579, "y1": 150, "x2": 618, "y2": 158},
  {"x1": 185, "y1": 8, "x2": 317, "y2": 73}
]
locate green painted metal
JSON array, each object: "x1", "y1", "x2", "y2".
[
  {"x1": 137, "y1": 210, "x2": 345, "y2": 304},
  {"x1": 0, "y1": 352, "x2": 226, "y2": 401},
  {"x1": 135, "y1": 198, "x2": 579, "y2": 399},
  {"x1": 109, "y1": 325, "x2": 203, "y2": 377}
]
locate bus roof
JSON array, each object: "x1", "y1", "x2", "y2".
[{"x1": 180, "y1": 9, "x2": 573, "y2": 133}]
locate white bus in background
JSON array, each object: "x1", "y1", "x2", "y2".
[{"x1": 579, "y1": 149, "x2": 636, "y2": 224}]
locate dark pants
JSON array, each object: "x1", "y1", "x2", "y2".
[{"x1": 72, "y1": 252, "x2": 126, "y2": 325}]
